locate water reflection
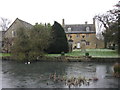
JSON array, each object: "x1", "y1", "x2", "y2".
[{"x1": 2, "y1": 61, "x2": 119, "y2": 88}]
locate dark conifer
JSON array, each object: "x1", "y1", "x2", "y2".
[{"x1": 47, "y1": 21, "x2": 69, "y2": 54}]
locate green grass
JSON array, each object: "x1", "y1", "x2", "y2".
[
  {"x1": 0, "y1": 49, "x2": 119, "y2": 58},
  {"x1": 46, "y1": 49, "x2": 119, "y2": 58},
  {"x1": 0, "y1": 53, "x2": 11, "y2": 57}
]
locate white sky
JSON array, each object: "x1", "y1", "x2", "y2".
[{"x1": 0, "y1": 0, "x2": 119, "y2": 25}]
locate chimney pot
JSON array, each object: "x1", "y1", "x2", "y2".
[{"x1": 85, "y1": 21, "x2": 87, "y2": 24}]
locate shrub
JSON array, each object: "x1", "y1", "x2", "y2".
[
  {"x1": 85, "y1": 52, "x2": 89, "y2": 56},
  {"x1": 11, "y1": 24, "x2": 51, "y2": 61},
  {"x1": 113, "y1": 63, "x2": 120, "y2": 73},
  {"x1": 61, "y1": 52, "x2": 65, "y2": 56}
]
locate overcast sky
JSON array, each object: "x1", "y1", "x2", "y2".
[{"x1": 0, "y1": 0, "x2": 119, "y2": 25}]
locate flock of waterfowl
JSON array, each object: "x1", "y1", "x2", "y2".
[
  {"x1": 48, "y1": 73, "x2": 98, "y2": 88},
  {"x1": 24, "y1": 62, "x2": 99, "y2": 88}
]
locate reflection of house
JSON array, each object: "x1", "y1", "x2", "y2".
[
  {"x1": 3, "y1": 18, "x2": 33, "y2": 52},
  {"x1": 62, "y1": 19, "x2": 104, "y2": 49}
]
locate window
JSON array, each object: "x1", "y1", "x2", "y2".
[
  {"x1": 77, "y1": 42, "x2": 80, "y2": 48},
  {"x1": 86, "y1": 26, "x2": 90, "y2": 32},
  {"x1": 12, "y1": 31, "x2": 15, "y2": 37},
  {"x1": 86, "y1": 41, "x2": 90, "y2": 45},
  {"x1": 68, "y1": 27, "x2": 71, "y2": 32},
  {"x1": 70, "y1": 35, "x2": 72, "y2": 39},
  {"x1": 68, "y1": 34, "x2": 71, "y2": 37},
  {"x1": 82, "y1": 35, "x2": 85, "y2": 38},
  {"x1": 76, "y1": 34, "x2": 80, "y2": 38}
]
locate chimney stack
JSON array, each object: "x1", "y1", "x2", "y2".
[
  {"x1": 93, "y1": 18, "x2": 96, "y2": 31},
  {"x1": 62, "y1": 19, "x2": 65, "y2": 27},
  {"x1": 85, "y1": 21, "x2": 87, "y2": 24}
]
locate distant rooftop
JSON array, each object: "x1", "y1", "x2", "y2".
[
  {"x1": 64, "y1": 24, "x2": 96, "y2": 34},
  {"x1": 62, "y1": 18, "x2": 96, "y2": 34},
  {"x1": 5, "y1": 18, "x2": 33, "y2": 33},
  {"x1": 16, "y1": 18, "x2": 33, "y2": 29}
]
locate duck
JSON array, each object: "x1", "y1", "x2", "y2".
[
  {"x1": 49, "y1": 74, "x2": 54, "y2": 79},
  {"x1": 25, "y1": 62, "x2": 31, "y2": 64},
  {"x1": 28, "y1": 62, "x2": 31, "y2": 64},
  {"x1": 93, "y1": 77, "x2": 98, "y2": 81},
  {"x1": 86, "y1": 80, "x2": 90, "y2": 86}
]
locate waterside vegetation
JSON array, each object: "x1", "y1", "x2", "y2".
[
  {"x1": 113, "y1": 63, "x2": 120, "y2": 77},
  {"x1": 1, "y1": 49, "x2": 119, "y2": 63}
]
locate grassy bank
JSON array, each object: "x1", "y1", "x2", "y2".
[
  {"x1": 46, "y1": 49, "x2": 119, "y2": 58},
  {"x1": 0, "y1": 53, "x2": 11, "y2": 57},
  {"x1": 0, "y1": 49, "x2": 119, "y2": 58}
]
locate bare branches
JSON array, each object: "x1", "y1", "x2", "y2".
[
  {"x1": 94, "y1": 9, "x2": 118, "y2": 33},
  {"x1": 0, "y1": 17, "x2": 11, "y2": 31},
  {"x1": 94, "y1": 8, "x2": 119, "y2": 48}
]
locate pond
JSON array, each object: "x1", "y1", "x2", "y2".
[{"x1": 1, "y1": 60, "x2": 120, "y2": 88}]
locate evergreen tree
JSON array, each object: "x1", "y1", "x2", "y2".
[{"x1": 47, "y1": 21, "x2": 69, "y2": 54}]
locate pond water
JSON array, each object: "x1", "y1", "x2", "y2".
[{"x1": 1, "y1": 60, "x2": 120, "y2": 88}]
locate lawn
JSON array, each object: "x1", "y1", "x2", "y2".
[
  {"x1": 0, "y1": 53, "x2": 11, "y2": 57},
  {"x1": 46, "y1": 49, "x2": 119, "y2": 58},
  {"x1": 0, "y1": 49, "x2": 119, "y2": 58}
]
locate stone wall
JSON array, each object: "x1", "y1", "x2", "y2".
[
  {"x1": 5, "y1": 19, "x2": 23, "y2": 38},
  {"x1": 66, "y1": 33, "x2": 104, "y2": 49},
  {"x1": 0, "y1": 31, "x2": 2, "y2": 52}
]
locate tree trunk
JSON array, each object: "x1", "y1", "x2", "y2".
[
  {"x1": 118, "y1": 14, "x2": 120, "y2": 55},
  {"x1": 104, "y1": 37, "x2": 107, "y2": 48}
]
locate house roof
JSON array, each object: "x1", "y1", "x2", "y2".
[
  {"x1": 5, "y1": 18, "x2": 33, "y2": 32},
  {"x1": 17, "y1": 18, "x2": 33, "y2": 29},
  {"x1": 65, "y1": 31, "x2": 96, "y2": 34},
  {"x1": 64, "y1": 24, "x2": 96, "y2": 34}
]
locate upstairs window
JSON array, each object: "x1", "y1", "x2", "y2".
[
  {"x1": 86, "y1": 26, "x2": 90, "y2": 32},
  {"x1": 68, "y1": 34, "x2": 71, "y2": 37},
  {"x1": 76, "y1": 34, "x2": 80, "y2": 38},
  {"x1": 12, "y1": 31, "x2": 15, "y2": 37},
  {"x1": 82, "y1": 35, "x2": 85, "y2": 38},
  {"x1": 68, "y1": 27, "x2": 71, "y2": 32},
  {"x1": 86, "y1": 41, "x2": 90, "y2": 45}
]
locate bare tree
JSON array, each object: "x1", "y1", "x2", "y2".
[
  {"x1": 0, "y1": 17, "x2": 11, "y2": 31},
  {"x1": 115, "y1": 1, "x2": 120, "y2": 54},
  {"x1": 94, "y1": 9, "x2": 118, "y2": 48},
  {"x1": 96, "y1": 20, "x2": 104, "y2": 40}
]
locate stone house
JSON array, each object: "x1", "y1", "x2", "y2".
[
  {"x1": 62, "y1": 19, "x2": 104, "y2": 49},
  {"x1": 3, "y1": 18, "x2": 33, "y2": 52},
  {"x1": 0, "y1": 31, "x2": 2, "y2": 52},
  {"x1": 0, "y1": 31, "x2": 5, "y2": 52},
  {"x1": 3, "y1": 18, "x2": 104, "y2": 52}
]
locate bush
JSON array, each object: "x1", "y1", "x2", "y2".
[
  {"x1": 85, "y1": 52, "x2": 89, "y2": 56},
  {"x1": 61, "y1": 52, "x2": 65, "y2": 56},
  {"x1": 11, "y1": 24, "x2": 51, "y2": 61},
  {"x1": 113, "y1": 63, "x2": 120, "y2": 73}
]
